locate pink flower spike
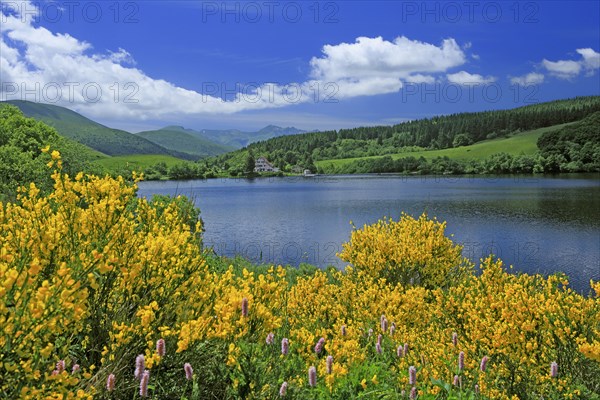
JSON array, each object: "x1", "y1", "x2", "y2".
[
  {"x1": 266, "y1": 332, "x2": 275, "y2": 345},
  {"x1": 404, "y1": 342, "x2": 409, "y2": 356},
  {"x1": 308, "y1": 366, "x2": 317, "y2": 387},
  {"x1": 314, "y1": 337, "x2": 325, "y2": 354},
  {"x1": 326, "y1": 355, "x2": 333, "y2": 374},
  {"x1": 140, "y1": 370, "x2": 150, "y2": 397},
  {"x1": 453, "y1": 374, "x2": 459, "y2": 386},
  {"x1": 396, "y1": 345, "x2": 404, "y2": 357},
  {"x1": 550, "y1": 361, "x2": 558, "y2": 378},
  {"x1": 380, "y1": 315, "x2": 388, "y2": 332},
  {"x1": 452, "y1": 332, "x2": 458, "y2": 347},
  {"x1": 135, "y1": 354, "x2": 145, "y2": 379},
  {"x1": 408, "y1": 365, "x2": 416, "y2": 385},
  {"x1": 106, "y1": 373, "x2": 115, "y2": 392},
  {"x1": 281, "y1": 338, "x2": 289, "y2": 355},
  {"x1": 341, "y1": 325, "x2": 347, "y2": 336},
  {"x1": 376, "y1": 342, "x2": 382, "y2": 354},
  {"x1": 156, "y1": 338, "x2": 166, "y2": 357},
  {"x1": 480, "y1": 355, "x2": 489, "y2": 372},
  {"x1": 279, "y1": 381, "x2": 288, "y2": 397},
  {"x1": 72, "y1": 364, "x2": 80, "y2": 374},
  {"x1": 410, "y1": 386, "x2": 417, "y2": 399},
  {"x1": 184, "y1": 363, "x2": 193, "y2": 380},
  {"x1": 458, "y1": 351, "x2": 465, "y2": 371},
  {"x1": 56, "y1": 360, "x2": 65, "y2": 374}
]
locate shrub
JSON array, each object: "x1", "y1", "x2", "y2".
[{"x1": 338, "y1": 213, "x2": 473, "y2": 288}]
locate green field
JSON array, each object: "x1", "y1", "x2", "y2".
[
  {"x1": 93, "y1": 154, "x2": 186, "y2": 171},
  {"x1": 316, "y1": 123, "x2": 571, "y2": 169}
]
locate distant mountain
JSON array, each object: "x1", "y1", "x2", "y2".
[
  {"x1": 4, "y1": 100, "x2": 176, "y2": 157},
  {"x1": 136, "y1": 127, "x2": 235, "y2": 159},
  {"x1": 177, "y1": 124, "x2": 307, "y2": 148}
]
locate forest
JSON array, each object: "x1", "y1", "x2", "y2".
[{"x1": 213, "y1": 96, "x2": 600, "y2": 176}]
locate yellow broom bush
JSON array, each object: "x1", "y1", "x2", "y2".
[{"x1": 338, "y1": 214, "x2": 473, "y2": 288}]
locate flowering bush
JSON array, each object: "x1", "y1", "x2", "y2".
[
  {"x1": 1, "y1": 152, "x2": 599, "y2": 399},
  {"x1": 339, "y1": 213, "x2": 473, "y2": 288}
]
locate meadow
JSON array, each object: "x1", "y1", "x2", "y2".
[
  {"x1": 1, "y1": 150, "x2": 599, "y2": 399},
  {"x1": 93, "y1": 154, "x2": 186, "y2": 173},
  {"x1": 316, "y1": 124, "x2": 570, "y2": 171}
]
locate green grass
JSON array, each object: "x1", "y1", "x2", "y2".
[
  {"x1": 93, "y1": 154, "x2": 186, "y2": 171},
  {"x1": 5, "y1": 100, "x2": 174, "y2": 157},
  {"x1": 136, "y1": 128, "x2": 235, "y2": 158},
  {"x1": 316, "y1": 123, "x2": 572, "y2": 169}
]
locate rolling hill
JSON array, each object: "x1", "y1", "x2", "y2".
[
  {"x1": 136, "y1": 127, "x2": 235, "y2": 159},
  {"x1": 315, "y1": 123, "x2": 571, "y2": 170},
  {"x1": 5, "y1": 101, "x2": 307, "y2": 159},
  {"x1": 212, "y1": 96, "x2": 600, "y2": 175},
  {"x1": 3, "y1": 100, "x2": 175, "y2": 157},
  {"x1": 93, "y1": 154, "x2": 187, "y2": 171}
]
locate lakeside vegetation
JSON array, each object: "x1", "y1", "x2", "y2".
[
  {"x1": 1, "y1": 154, "x2": 599, "y2": 399},
  {"x1": 2, "y1": 97, "x2": 599, "y2": 183},
  {"x1": 315, "y1": 124, "x2": 559, "y2": 174},
  {"x1": 315, "y1": 113, "x2": 599, "y2": 175},
  {"x1": 213, "y1": 96, "x2": 600, "y2": 177}
]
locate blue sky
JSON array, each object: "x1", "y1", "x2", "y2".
[{"x1": 1, "y1": 1, "x2": 599, "y2": 132}]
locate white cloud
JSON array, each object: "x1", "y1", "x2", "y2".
[
  {"x1": 310, "y1": 36, "x2": 465, "y2": 87},
  {"x1": 541, "y1": 48, "x2": 599, "y2": 80},
  {"x1": 406, "y1": 74, "x2": 436, "y2": 84},
  {"x1": 305, "y1": 36, "x2": 466, "y2": 98},
  {"x1": 93, "y1": 48, "x2": 137, "y2": 66},
  {"x1": 577, "y1": 48, "x2": 600, "y2": 74},
  {"x1": 0, "y1": 2, "x2": 472, "y2": 119},
  {"x1": 446, "y1": 71, "x2": 496, "y2": 85},
  {"x1": 541, "y1": 59, "x2": 581, "y2": 80},
  {"x1": 510, "y1": 72, "x2": 545, "y2": 86}
]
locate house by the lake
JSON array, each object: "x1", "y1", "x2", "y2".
[{"x1": 254, "y1": 157, "x2": 279, "y2": 172}]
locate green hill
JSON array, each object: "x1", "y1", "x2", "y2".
[
  {"x1": 93, "y1": 154, "x2": 186, "y2": 171},
  {"x1": 3, "y1": 100, "x2": 175, "y2": 157},
  {"x1": 212, "y1": 96, "x2": 600, "y2": 175},
  {"x1": 136, "y1": 127, "x2": 235, "y2": 159},
  {"x1": 316, "y1": 123, "x2": 570, "y2": 170}
]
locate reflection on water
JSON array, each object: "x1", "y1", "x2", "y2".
[{"x1": 137, "y1": 174, "x2": 600, "y2": 292}]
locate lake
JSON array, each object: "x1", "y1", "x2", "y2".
[{"x1": 137, "y1": 174, "x2": 600, "y2": 292}]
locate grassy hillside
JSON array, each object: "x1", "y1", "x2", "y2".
[
  {"x1": 93, "y1": 154, "x2": 185, "y2": 171},
  {"x1": 316, "y1": 123, "x2": 570, "y2": 169},
  {"x1": 4, "y1": 100, "x2": 175, "y2": 157},
  {"x1": 136, "y1": 127, "x2": 234, "y2": 158},
  {"x1": 213, "y1": 96, "x2": 600, "y2": 175}
]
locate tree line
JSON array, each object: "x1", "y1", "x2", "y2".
[
  {"x1": 321, "y1": 112, "x2": 600, "y2": 175},
  {"x1": 212, "y1": 96, "x2": 600, "y2": 174}
]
